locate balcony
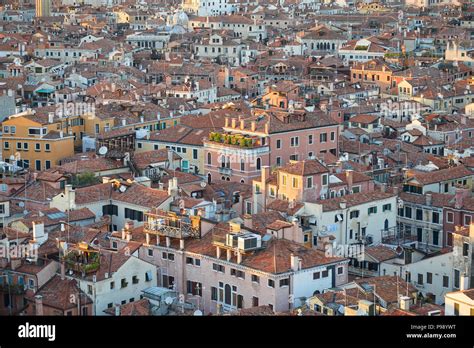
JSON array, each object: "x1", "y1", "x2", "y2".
[
  {"x1": 218, "y1": 167, "x2": 233, "y2": 175},
  {"x1": 63, "y1": 245, "x2": 100, "y2": 275},
  {"x1": 206, "y1": 132, "x2": 266, "y2": 149}
]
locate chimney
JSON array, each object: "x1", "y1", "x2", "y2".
[
  {"x1": 115, "y1": 304, "x2": 120, "y2": 316},
  {"x1": 35, "y1": 295, "x2": 44, "y2": 315},
  {"x1": 399, "y1": 295, "x2": 411, "y2": 311},
  {"x1": 11, "y1": 258, "x2": 21, "y2": 270},
  {"x1": 261, "y1": 165, "x2": 270, "y2": 183},
  {"x1": 168, "y1": 177, "x2": 178, "y2": 196},
  {"x1": 425, "y1": 193, "x2": 432, "y2": 206},
  {"x1": 121, "y1": 228, "x2": 126, "y2": 240},
  {"x1": 237, "y1": 251, "x2": 242, "y2": 264},
  {"x1": 60, "y1": 261, "x2": 65, "y2": 280},
  {"x1": 231, "y1": 118, "x2": 236, "y2": 128},
  {"x1": 290, "y1": 253, "x2": 300, "y2": 271},
  {"x1": 346, "y1": 170, "x2": 353, "y2": 191},
  {"x1": 240, "y1": 119, "x2": 245, "y2": 130},
  {"x1": 179, "y1": 239, "x2": 185, "y2": 250},
  {"x1": 251, "y1": 121, "x2": 256, "y2": 131},
  {"x1": 32, "y1": 221, "x2": 45, "y2": 244},
  {"x1": 167, "y1": 149, "x2": 174, "y2": 169},
  {"x1": 460, "y1": 273, "x2": 470, "y2": 291},
  {"x1": 224, "y1": 117, "x2": 229, "y2": 127},
  {"x1": 242, "y1": 214, "x2": 252, "y2": 229},
  {"x1": 65, "y1": 184, "x2": 76, "y2": 210},
  {"x1": 48, "y1": 112, "x2": 54, "y2": 123},
  {"x1": 455, "y1": 188, "x2": 470, "y2": 209},
  {"x1": 380, "y1": 183, "x2": 387, "y2": 193}
]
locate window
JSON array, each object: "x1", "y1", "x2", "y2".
[
  {"x1": 417, "y1": 273, "x2": 423, "y2": 285},
  {"x1": 405, "y1": 207, "x2": 412, "y2": 219},
  {"x1": 195, "y1": 259, "x2": 201, "y2": 267},
  {"x1": 322, "y1": 270, "x2": 329, "y2": 278},
  {"x1": 313, "y1": 272, "x2": 320, "y2": 279},
  {"x1": 162, "y1": 252, "x2": 175, "y2": 261},
  {"x1": 132, "y1": 276, "x2": 139, "y2": 284},
  {"x1": 212, "y1": 263, "x2": 225, "y2": 273},
  {"x1": 45, "y1": 143, "x2": 50, "y2": 152},
  {"x1": 252, "y1": 296, "x2": 259, "y2": 307},
  {"x1": 307, "y1": 177, "x2": 313, "y2": 189},
  {"x1": 193, "y1": 149, "x2": 198, "y2": 160},
  {"x1": 337, "y1": 266, "x2": 344, "y2": 275},
  {"x1": 290, "y1": 137, "x2": 299, "y2": 147},
  {"x1": 443, "y1": 275, "x2": 449, "y2": 288},
  {"x1": 330, "y1": 132, "x2": 335, "y2": 141},
  {"x1": 147, "y1": 249, "x2": 153, "y2": 257},
  {"x1": 251, "y1": 274, "x2": 260, "y2": 283},
  {"x1": 308, "y1": 134, "x2": 313, "y2": 145},
  {"x1": 416, "y1": 209, "x2": 423, "y2": 221},
  {"x1": 320, "y1": 133, "x2": 327, "y2": 143},
  {"x1": 110, "y1": 281, "x2": 115, "y2": 289},
  {"x1": 186, "y1": 281, "x2": 202, "y2": 296},
  {"x1": 211, "y1": 286, "x2": 218, "y2": 301},
  {"x1": 382, "y1": 204, "x2": 391, "y2": 212},
  {"x1": 276, "y1": 139, "x2": 282, "y2": 149},
  {"x1": 282, "y1": 175, "x2": 287, "y2": 186},
  {"x1": 368, "y1": 207, "x2": 377, "y2": 215},
  {"x1": 292, "y1": 177, "x2": 298, "y2": 189},
  {"x1": 454, "y1": 303, "x2": 460, "y2": 316},
  {"x1": 186, "y1": 257, "x2": 194, "y2": 265},
  {"x1": 350, "y1": 210, "x2": 360, "y2": 219},
  {"x1": 102, "y1": 204, "x2": 118, "y2": 216},
  {"x1": 121, "y1": 278, "x2": 128, "y2": 288},
  {"x1": 465, "y1": 215, "x2": 472, "y2": 226},
  {"x1": 268, "y1": 279, "x2": 275, "y2": 288},
  {"x1": 433, "y1": 230, "x2": 439, "y2": 246},
  {"x1": 427, "y1": 272, "x2": 432, "y2": 284},
  {"x1": 432, "y1": 212, "x2": 440, "y2": 224},
  {"x1": 322, "y1": 174, "x2": 328, "y2": 186},
  {"x1": 463, "y1": 243, "x2": 469, "y2": 257},
  {"x1": 446, "y1": 212, "x2": 454, "y2": 223},
  {"x1": 3, "y1": 141, "x2": 9, "y2": 149},
  {"x1": 45, "y1": 160, "x2": 51, "y2": 170},
  {"x1": 454, "y1": 269, "x2": 460, "y2": 289},
  {"x1": 279, "y1": 278, "x2": 289, "y2": 287},
  {"x1": 3, "y1": 126, "x2": 8, "y2": 133},
  {"x1": 124, "y1": 208, "x2": 144, "y2": 222}
]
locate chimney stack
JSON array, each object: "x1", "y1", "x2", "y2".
[
  {"x1": 224, "y1": 117, "x2": 229, "y2": 127},
  {"x1": 455, "y1": 188, "x2": 470, "y2": 209},
  {"x1": 399, "y1": 295, "x2": 411, "y2": 311},
  {"x1": 61, "y1": 261, "x2": 65, "y2": 280},
  {"x1": 231, "y1": 118, "x2": 236, "y2": 128},
  {"x1": 425, "y1": 193, "x2": 432, "y2": 206},
  {"x1": 345, "y1": 170, "x2": 354, "y2": 191},
  {"x1": 251, "y1": 121, "x2": 256, "y2": 131},
  {"x1": 240, "y1": 119, "x2": 245, "y2": 130},
  {"x1": 35, "y1": 295, "x2": 44, "y2": 315},
  {"x1": 460, "y1": 273, "x2": 470, "y2": 291},
  {"x1": 290, "y1": 253, "x2": 300, "y2": 271}
]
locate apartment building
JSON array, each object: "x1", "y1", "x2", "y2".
[
  {"x1": 204, "y1": 109, "x2": 339, "y2": 184},
  {"x1": 111, "y1": 213, "x2": 349, "y2": 313}
]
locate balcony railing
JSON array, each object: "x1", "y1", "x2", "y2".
[{"x1": 218, "y1": 167, "x2": 233, "y2": 175}]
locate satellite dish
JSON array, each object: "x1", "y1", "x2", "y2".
[
  {"x1": 18, "y1": 201, "x2": 24, "y2": 208},
  {"x1": 200, "y1": 182, "x2": 207, "y2": 188},
  {"x1": 193, "y1": 309, "x2": 203, "y2": 316},
  {"x1": 119, "y1": 185, "x2": 127, "y2": 193},
  {"x1": 164, "y1": 297, "x2": 174, "y2": 305},
  {"x1": 98, "y1": 146, "x2": 108, "y2": 156},
  {"x1": 9, "y1": 155, "x2": 15, "y2": 161},
  {"x1": 395, "y1": 245, "x2": 403, "y2": 255}
]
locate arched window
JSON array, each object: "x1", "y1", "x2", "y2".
[
  {"x1": 256, "y1": 157, "x2": 261, "y2": 170},
  {"x1": 240, "y1": 158, "x2": 245, "y2": 172},
  {"x1": 207, "y1": 152, "x2": 212, "y2": 165}
]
